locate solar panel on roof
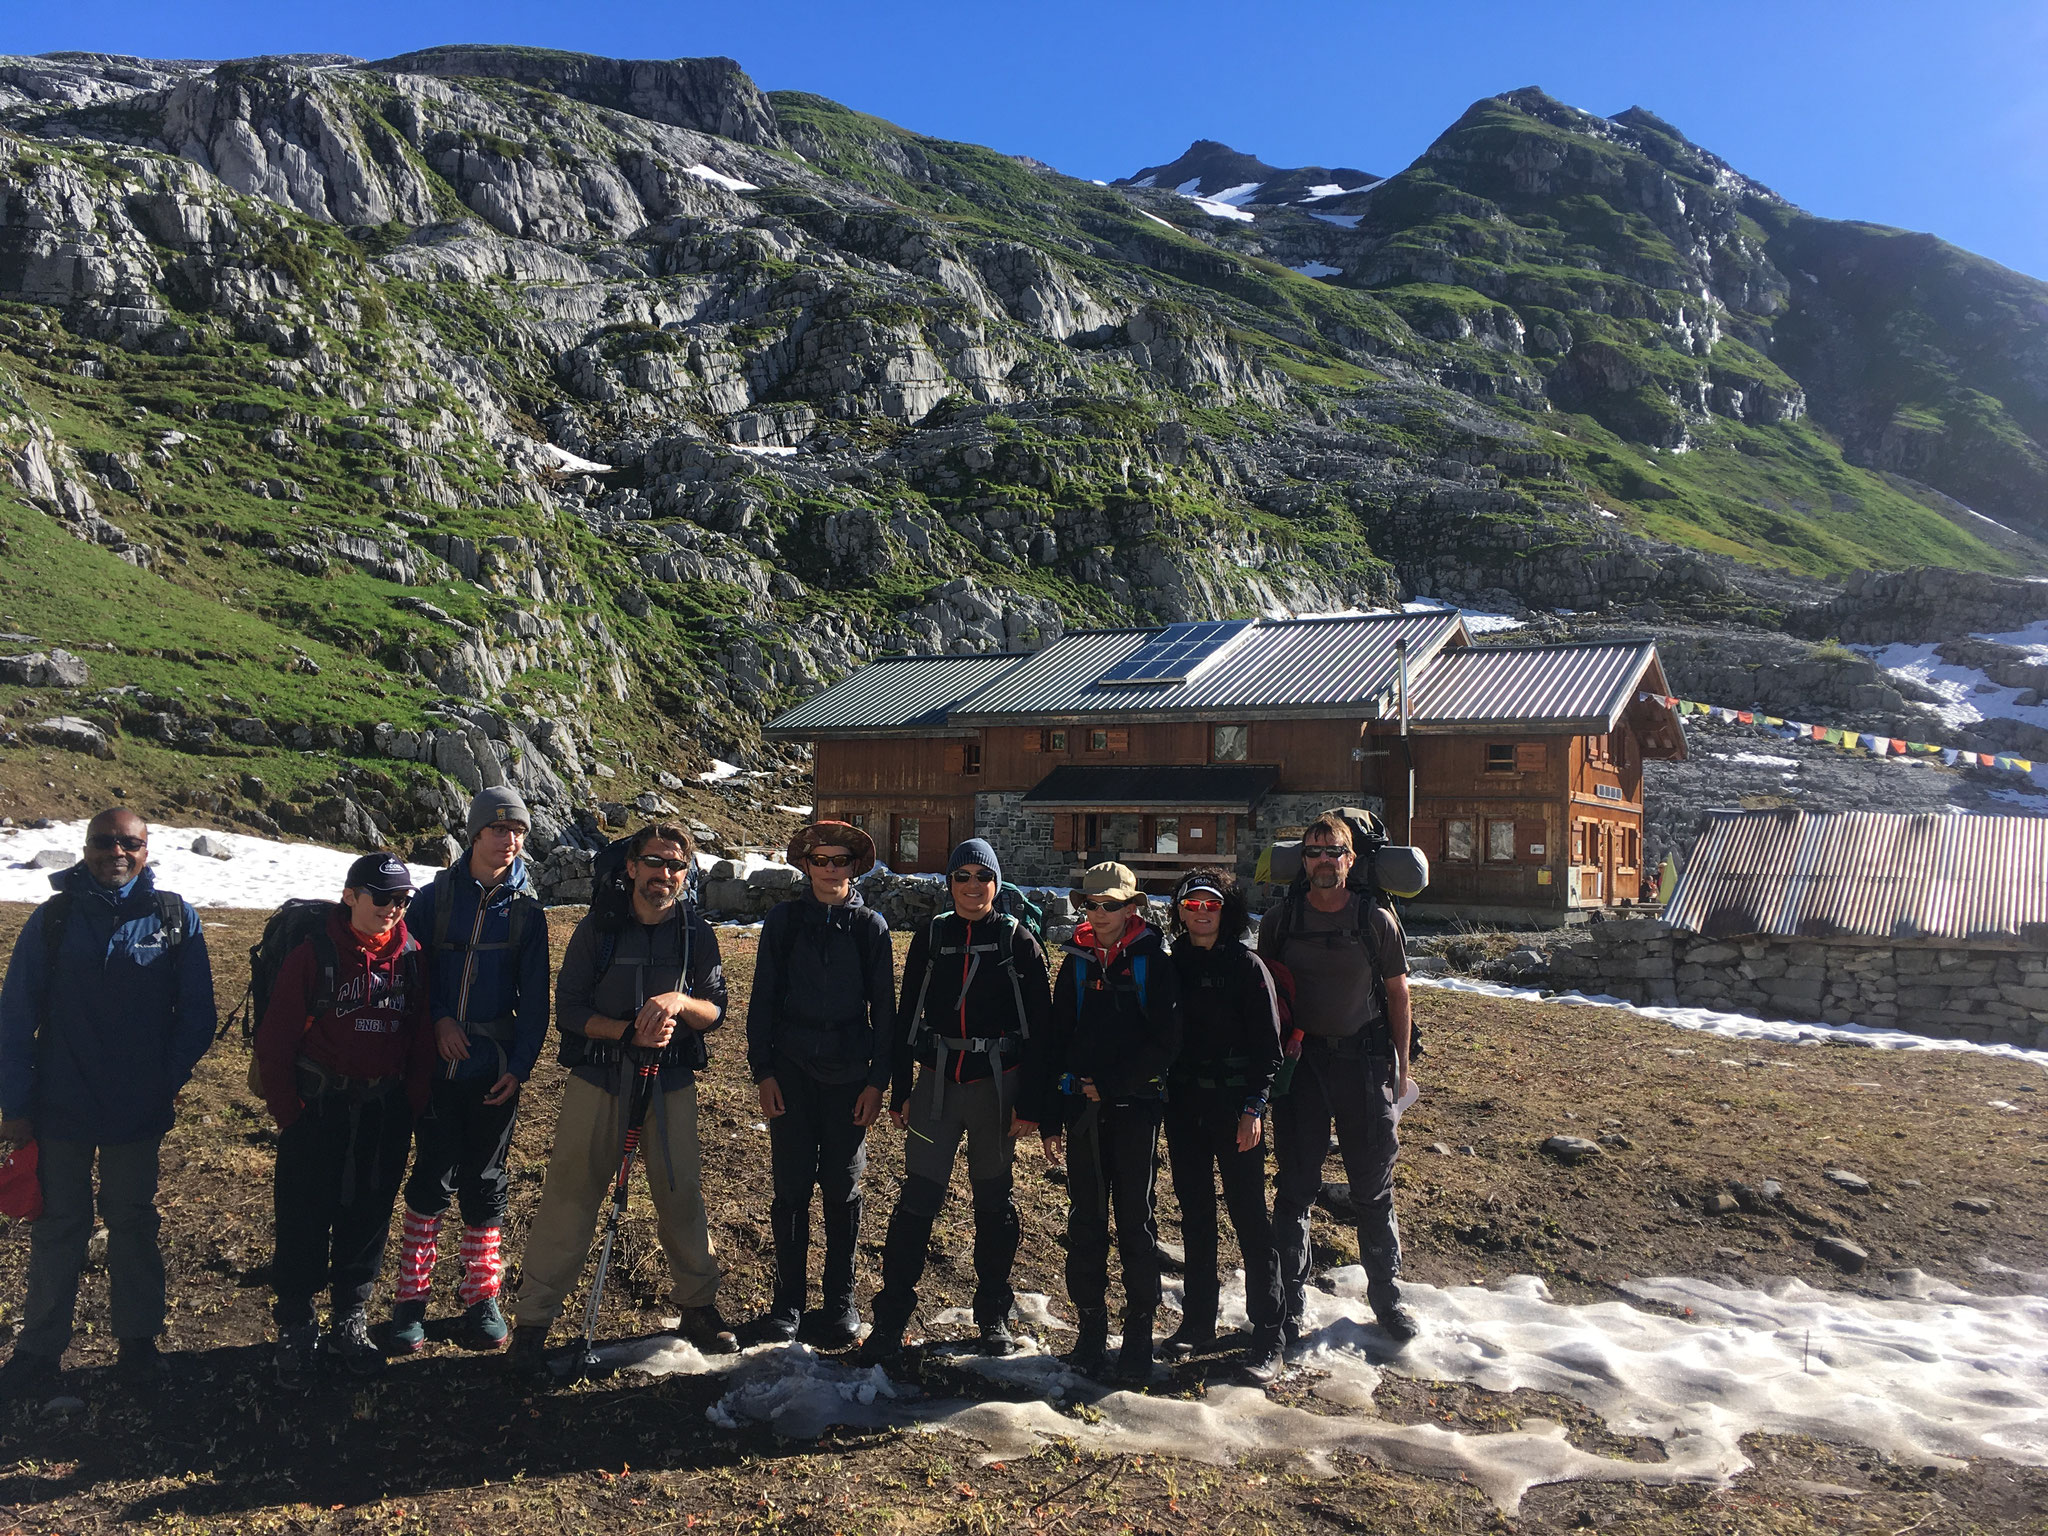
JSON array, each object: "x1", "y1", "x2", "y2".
[{"x1": 1096, "y1": 619, "x2": 1252, "y2": 686}]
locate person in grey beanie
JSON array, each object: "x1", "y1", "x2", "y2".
[
  {"x1": 860, "y1": 837, "x2": 1051, "y2": 1363},
  {"x1": 388, "y1": 786, "x2": 549, "y2": 1353}
]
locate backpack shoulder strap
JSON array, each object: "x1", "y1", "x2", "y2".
[
  {"x1": 506, "y1": 890, "x2": 541, "y2": 955},
  {"x1": 431, "y1": 869, "x2": 454, "y2": 953},
  {"x1": 152, "y1": 891, "x2": 187, "y2": 948},
  {"x1": 310, "y1": 929, "x2": 341, "y2": 1017},
  {"x1": 40, "y1": 891, "x2": 74, "y2": 974},
  {"x1": 1131, "y1": 952, "x2": 1147, "y2": 1011}
]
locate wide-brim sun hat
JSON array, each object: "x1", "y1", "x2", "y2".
[{"x1": 787, "y1": 820, "x2": 877, "y2": 876}]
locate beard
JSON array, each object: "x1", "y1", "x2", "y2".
[{"x1": 1309, "y1": 865, "x2": 1343, "y2": 889}]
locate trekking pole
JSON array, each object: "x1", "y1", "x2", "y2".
[{"x1": 577, "y1": 1051, "x2": 662, "y2": 1377}]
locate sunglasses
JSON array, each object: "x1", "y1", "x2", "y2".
[
  {"x1": 1177, "y1": 897, "x2": 1223, "y2": 914},
  {"x1": 1302, "y1": 846, "x2": 1348, "y2": 861},
  {"x1": 634, "y1": 856, "x2": 690, "y2": 874},
  {"x1": 807, "y1": 853, "x2": 856, "y2": 869},
  {"x1": 1078, "y1": 897, "x2": 1133, "y2": 913},
  {"x1": 950, "y1": 868, "x2": 996, "y2": 885},
  {"x1": 88, "y1": 834, "x2": 146, "y2": 853},
  {"x1": 362, "y1": 890, "x2": 412, "y2": 909}
]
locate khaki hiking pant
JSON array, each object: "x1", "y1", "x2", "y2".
[{"x1": 509, "y1": 1073, "x2": 722, "y2": 1329}]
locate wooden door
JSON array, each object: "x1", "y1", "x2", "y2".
[{"x1": 1180, "y1": 814, "x2": 1219, "y2": 862}]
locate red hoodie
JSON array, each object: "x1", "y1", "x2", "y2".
[{"x1": 256, "y1": 908, "x2": 435, "y2": 1128}]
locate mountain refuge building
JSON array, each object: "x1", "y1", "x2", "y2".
[{"x1": 764, "y1": 613, "x2": 1687, "y2": 917}]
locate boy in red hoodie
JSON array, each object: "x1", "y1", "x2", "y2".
[{"x1": 257, "y1": 854, "x2": 435, "y2": 1386}]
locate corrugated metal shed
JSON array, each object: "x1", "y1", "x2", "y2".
[
  {"x1": 1404, "y1": 641, "x2": 1673, "y2": 733},
  {"x1": 1667, "y1": 809, "x2": 2048, "y2": 944},
  {"x1": 763, "y1": 653, "x2": 1026, "y2": 738},
  {"x1": 1020, "y1": 765, "x2": 1280, "y2": 810},
  {"x1": 949, "y1": 612, "x2": 1467, "y2": 723}
]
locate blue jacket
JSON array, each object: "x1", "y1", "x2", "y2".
[
  {"x1": 0, "y1": 864, "x2": 217, "y2": 1143},
  {"x1": 405, "y1": 853, "x2": 550, "y2": 1083}
]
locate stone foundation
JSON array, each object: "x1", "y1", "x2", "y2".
[{"x1": 1548, "y1": 919, "x2": 2048, "y2": 1048}]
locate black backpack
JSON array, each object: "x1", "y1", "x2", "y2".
[{"x1": 223, "y1": 899, "x2": 344, "y2": 1095}]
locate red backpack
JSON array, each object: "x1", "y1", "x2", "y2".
[{"x1": 0, "y1": 1140, "x2": 43, "y2": 1223}]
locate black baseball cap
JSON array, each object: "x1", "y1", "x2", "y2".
[{"x1": 345, "y1": 852, "x2": 416, "y2": 895}]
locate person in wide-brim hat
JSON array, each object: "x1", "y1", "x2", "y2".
[{"x1": 786, "y1": 821, "x2": 876, "y2": 877}]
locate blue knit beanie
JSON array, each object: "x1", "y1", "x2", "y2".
[{"x1": 948, "y1": 837, "x2": 1002, "y2": 885}]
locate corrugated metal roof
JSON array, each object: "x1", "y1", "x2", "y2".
[
  {"x1": 762, "y1": 653, "x2": 1026, "y2": 737},
  {"x1": 1020, "y1": 765, "x2": 1280, "y2": 809},
  {"x1": 949, "y1": 612, "x2": 1468, "y2": 723},
  {"x1": 1667, "y1": 809, "x2": 2048, "y2": 944},
  {"x1": 1404, "y1": 641, "x2": 1665, "y2": 731}
]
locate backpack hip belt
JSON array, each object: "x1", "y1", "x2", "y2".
[
  {"x1": 1173, "y1": 1052, "x2": 1255, "y2": 1092},
  {"x1": 294, "y1": 1055, "x2": 403, "y2": 1103},
  {"x1": 926, "y1": 1033, "x2": 1022, "y2": 1125},
  {"x1": 573, "y1": 1036, "x2": 700, "y2": 1074}
]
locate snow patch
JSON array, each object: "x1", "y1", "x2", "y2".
[
  {"x1": 683, "y1": 164, "x2": 759, "y2": 193},
  {"x1": 1712, "y1": 751, "x2": 1800, "y2": 768},
  {"x1": 1412, "y1": 975, "x2": 2048, "y2": 1066},
  {"x1": 728, "y1": 443, "x2": 797, "y2": 457},
  {"x1": 1402, "y1": 599, "x2": 1525, "y2": 634},
  {"x1": 535, "y1": 442, "x2": 613, "y2": 475},
  {"x1": 1206, "y1": 181, "x2": 1264, "y2": 206},
  {"x1": 1186, "y1": 196, "x2": 1255, "y2": 222},
  {"x1": 1309, "y1": 211, "x2": 1362, "y2": 229},
  {"x1": 1290, "y1": 261, "x2": 1343, "y2": 278},
  {"x1": 1140, "y1": 211, "x2": 1176, "y2": 229},
  {"x1": 772, "y1": 803, "x2": 813, "y2": 817},
  {"x1": 697, "y1": 759, "x2": 742, "y2": 782},
  {"x1": 0, "y1": 821, "x2": 440, "y2": 909},
  {"x1": 1301, "y1": 182, "x2": 1375, "y2": 201},
  {"x1": 1129, "y1": 174, "x2": 1157, "y2": 189}
]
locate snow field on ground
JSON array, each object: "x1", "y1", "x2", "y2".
[
  {"x1": 1411, "y1": 976, "x2": 2048, "y2": 1067},
  {"x1": 0, "y1": 820, "x2": 441, "y2": 908},
  {"x1": 600, "y1": 1265, "x2": 2048, "y2": 1512},
  {"x1": 1862, "y1": 619, "x2": 2048, "y2": 792}
]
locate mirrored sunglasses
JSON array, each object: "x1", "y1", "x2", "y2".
[
  {"x1": 634, "y1": 855, "x2": 690, "y2": 874},
  {"x1": 1177, "y1": 897, "x2": 1224, "y2": 913}
]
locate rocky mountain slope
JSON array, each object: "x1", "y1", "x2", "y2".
[{"x1": 0, "y1": 47, "x2": 2041, "y2": 861}]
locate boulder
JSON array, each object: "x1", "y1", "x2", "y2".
[
  {"x1": 747, "y1": 864, "x2": 802, "y2": 889},
  {"x1": 1823, "y1": 1169, "x2": 1870, "y2": 1194},
  {"x1": 1814, "y1": 1235, "x2": 1868, "y2": 1273},
  {"x1": 22, "y1": 848, "x2": 71, "y2": 870},
  {"x1": 189, "y1": 833, "x2": 233, "y2": 860},
  {"x1": 0, "y1": 649, "x2": 88, "y2": 688},
  {"x1": 26, "y1": 717, "x2": 112, "y2": 758},
  {"x1": 1540, "y1": 1135, "x2": 1603, "y2": 1165}
]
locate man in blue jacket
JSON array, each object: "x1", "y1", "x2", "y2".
[
  {"x1": 0, "y1": 809, "x2": 215, "y2": 1397},
  {"x1": 388, "y1": 787, "x2": 550, "y2": 1353}
]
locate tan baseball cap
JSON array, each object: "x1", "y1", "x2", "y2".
[{"x1": 1075, "y1": 861, "x2": 1141, "y2": 903}]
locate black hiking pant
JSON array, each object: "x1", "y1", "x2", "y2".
[
  {"x1": 765, "y1": 1060, "x2": 868, "y2": 1331},
  {"x1": 1164, "y1": 1083, "x2": 1282, "y2": 1337},
  {"x1": 1063, "y1": 1097, "x2": 1164, "y2": 1323},
  {"x1": 1272, "y1": 1035, "x2": 1401, "y2": 1325},
  {"x1": 404, "y1": 1075, "x2": 519, "y2": 1229},
  {"x1": 872, "y1": 1064, "x2": 1022, "y2": 1335},
  {"x1": 272, "y1": 1087, "x2": 414, "y2": 1326}
]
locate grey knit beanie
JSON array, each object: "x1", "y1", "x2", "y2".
[{"x1": 467, "y1": 785, "x2": 532, "y2": 840}]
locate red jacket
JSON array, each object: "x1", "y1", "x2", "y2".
[{"x1": 256, "y1": 909, "x2": 434, "y2": 1128}]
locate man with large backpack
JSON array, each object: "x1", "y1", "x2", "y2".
[
  {"x1": 1041, "y1": 861, "x2": 1180, "y2": 1381},
  {"x1": 743, "y1": 822, "x2": 894, "y2": 1348},
  {"x1": 506, "y1": 823, "x2": 736, "y2": 1379},
  {"x1": 1257, "y1": 812, "x2": 1418, "y2": 1346},
  {"x1": 257, "y1": 853, "x2": 436, "y2": 1386},
  {"x1": 0, "y1": 809, "x2": 215, "y2": 1398},
  {"x1": 388, "y1": 787, "x2": 550, "y2": 1354},
  {"x1": 860, "y1": 837, "x2": 1051, "y2": 1365}
]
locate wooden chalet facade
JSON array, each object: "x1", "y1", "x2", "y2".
[{"x1": 764, "y1": 615, "x2": 1686, "y2": 914}]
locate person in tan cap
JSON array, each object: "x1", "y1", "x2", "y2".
[
  {"x1": 1040, "y1": 862, "x2": 1180, "y2": 1381},
  {"x1": 741, "y1": 822, "x2": 894, "y2": 1347}
]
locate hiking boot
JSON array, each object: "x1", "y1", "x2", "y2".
[
  {"x1": 0, "y1": 1349, "x2": 59, "y2": 1402},
  {"x1": 855, "y1": 1326, "x2": 907, "y2": 1369},
  {"x1": 674, "y1": 1305, "x2": 738, "y2": 1356},
  {"x1": 738, "y1": 1311, "x2": 799, "y2": 1347},
  {"x1": 978, "y1": 1317, "x2": 1019, "y2": 1357},
  {"x1": 1116, "y1": 1312, "x2": 1156, "y2": 1383},
  {"x1": 1242, "y1": 1328, "x2": 1285, "y2": 1385},
  {"x1": 1375, "y1": 1301, "x2": 1421, "y2": 1343},
  {"x1": 1280, "y1": 1315, "x2": 1305, "y2": 1355},
  {"x1": 327, "y1": 1310, "x2": 385, "y2": 1379},
  {"x1": 506, "y1": 1325, "x2": 555, "y2": 1387},
  {"x1": 1064, "y1": 1307, "x2": 1110, "y2": 1377},
  {"x1": 801, "y1": 1310, "x2": 862, "y2": 1351},
  {"x1": 386, "y1": 1299, "x2": 428, "y2": 1355},
  {"x1": 274, "y1": 1324, "x2": 320, "y2": 1390},
  {"x1": 1158, "y1": 1319, "x2": 1214, "y2": 1362},
  {"x1": 456, "y1": 1298, "x2": 509, "y2": 1352},
  {"x1": 114, "y1": 1337, "x2": 169, "y2": 1393}
]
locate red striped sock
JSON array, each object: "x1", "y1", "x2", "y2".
[
  {"x1": 396, "y1": 1207, "x2": 440, "y2": 1302},
  {"x1": 458, "y1": 1225, "x2": 503, "y2": 1305}
]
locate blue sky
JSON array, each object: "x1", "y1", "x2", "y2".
[{"x1": 12, "y1": 0, "x2": 2047, "y2": 279}]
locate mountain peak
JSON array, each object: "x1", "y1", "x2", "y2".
[{"x1": 1114, "y1": 139, "x2": 1379, "y2": 210}]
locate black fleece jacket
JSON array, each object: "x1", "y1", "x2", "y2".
[{"x1": 1043, "y1": 922, "x2": 1181, "y2": 1130}]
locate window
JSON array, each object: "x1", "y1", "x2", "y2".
[
  {"x1": 1486, "y1": 744, "x2": 1517, "y2": 774},
  {"x1": 895, "y1": 817, "x2": 919, "y2": 867},
  {"x1": 1049, "y1": 730, "x2": 1068, "y2": 752},
  {"x1": 1212, "y1": 724, "x2": 1249, "y2": 762},
  {"x1": 1090, "y1": 729, "x2": 1109, "y2": 752},
  {"x1": 1446, "y1": 818, "x2": 1475, "y2": 862},
  {"x1": 1572, "y1": 822, "x2": 1587, "y2": 862},
  {"x1": 850, "y1": 813, "x2": 867, "y2": 829},
  {"x1": 1486, "y1": 819, "x2": 1517, "y2": 862},
  {"x1": 1154, "y1": 817, "x2": 1180, "y2": 854},
  {"x1": 962, "y1": 741, "x2": 981, "y2": 776}
]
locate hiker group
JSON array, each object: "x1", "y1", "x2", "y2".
[{"x1": 0, "y1": 796, "x2": 1416, "y2": 1394}]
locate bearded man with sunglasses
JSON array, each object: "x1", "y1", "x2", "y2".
[
  {"x1": 861, "y1": 838, "x2": 1050, "y2": 1364},
  {"x1": 743, "y1": 822, "x2": 894, "y2": 1348},
  {"x1": 0, "y1": 809, "x2": 216, "y2": 1398},
  {"x1": 256, "y1": 853, "x2": 436, "y2": 1385},
  {"x1": 1256, "y1": 813, "x2": 1418, "y2": 1345}
]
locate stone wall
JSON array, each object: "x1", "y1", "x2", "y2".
[
  {"x1": 974, "y1": 790, "x2": 1063, "y2": 884},
  {"x1": 1548, "y1": 919, "x2": 2048, "y2": 1048}
]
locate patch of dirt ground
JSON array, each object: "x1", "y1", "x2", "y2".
[{"x1": 0, "y1": 902, "x2": 2043, "y2": 1534}]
